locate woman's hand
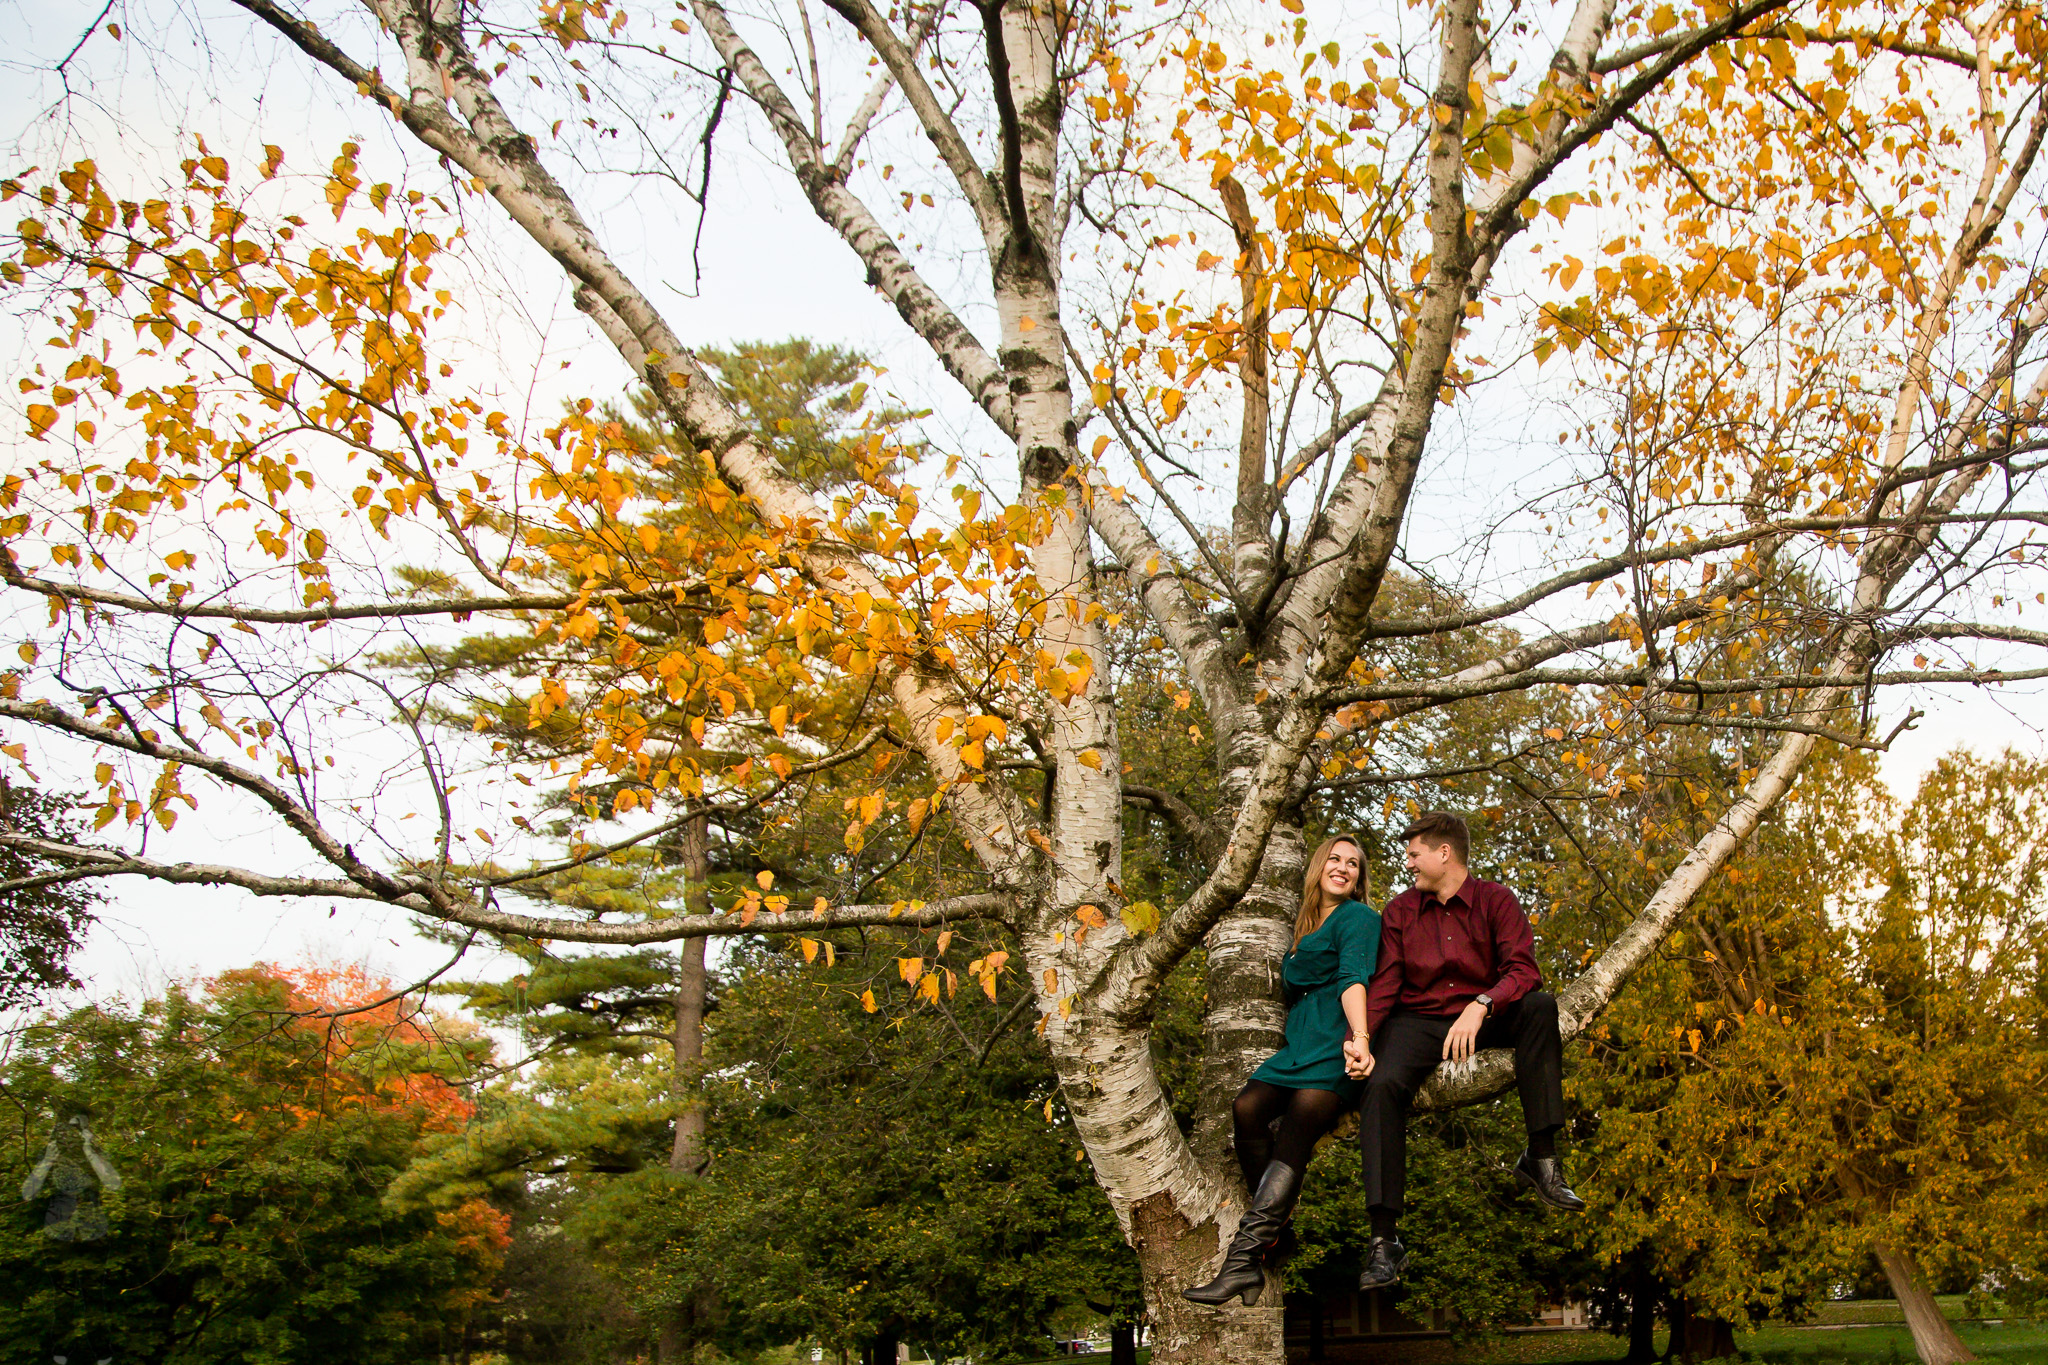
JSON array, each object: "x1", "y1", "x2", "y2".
[{"x1": 1343, "y1": 1036, "x2": 1375, "y2": 1079}]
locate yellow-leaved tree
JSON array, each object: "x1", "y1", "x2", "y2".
[{"x1": 5, "y1": 0, "x2": 2048, "y2": 1359}]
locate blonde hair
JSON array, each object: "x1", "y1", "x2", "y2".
[{"x1": 1293, "y1": 834, "x2": 1368, "y2": 946}]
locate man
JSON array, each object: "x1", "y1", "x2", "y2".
[{"x1": 1343, "y1": 810, "x2": 1583, "y2": 1292}]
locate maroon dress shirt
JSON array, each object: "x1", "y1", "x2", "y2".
[{"x1": 1365, "y1": 875, "x2": 1543, "y2": 1036}]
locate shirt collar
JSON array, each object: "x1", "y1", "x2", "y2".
[{"x1": 1419, "y1": 876, "x2": 1473, "y2": 912}]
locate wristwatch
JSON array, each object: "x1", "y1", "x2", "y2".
[{"x1": 1474, "y1": 993, "x2": 1494, "y2": 1016}]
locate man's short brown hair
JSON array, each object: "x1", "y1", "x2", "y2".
[{"x1": 1399, "y1": 810, "x2": 1469, "y2": 865}]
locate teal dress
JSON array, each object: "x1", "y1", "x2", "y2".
[{"x1": 1249, "y1": 899, "x2": 1382, "y2": 1101}]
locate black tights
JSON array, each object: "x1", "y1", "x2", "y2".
[{"x1": 1231, "y1": 1080, "x2": 1351, "y2": 1188}]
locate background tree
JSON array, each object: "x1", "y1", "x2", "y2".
[
  {"x1": 0, "y1": 963, "x2": 509, "y2": 1364},
  {"x1": 0, "y1": 780, "x2": 98, "y2": 1009},
  {"x1": 1840, "y1": 752, "x2": 2048, "y2": 1361},
  {"x1": 1565, "y1": 745, "x2": 2048, "y2": 1365}
]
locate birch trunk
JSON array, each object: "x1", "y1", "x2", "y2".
[
  {"x1": 974, "y1": 12, "x2": 1275, "y2": 1354},
  {"x1": 1188, "y1": 823, "x2": 1300, "y2": 1182}
]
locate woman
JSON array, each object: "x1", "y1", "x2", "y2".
[{"x1": 1183, "y1": 834, "x2": 1381, "y2": 1308}]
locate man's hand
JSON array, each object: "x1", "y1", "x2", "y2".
[
  {"x1": 1344, "y1": 1036, "x2": 1375, "y2": 1078},
  {"x1": 1442, "y1": 1000, "x2": 1489, "y2": 1063}
]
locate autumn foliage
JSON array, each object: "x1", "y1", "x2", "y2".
[
  {"x1": 8, "y1": 0, "x2": 2048, "y2": 1360},
  {"x1": 1, "y1": 961, "x2": 506, "y2": 1361}
]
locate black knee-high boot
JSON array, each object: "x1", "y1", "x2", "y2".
[{"x1": 1182, "y1": 1161, "x2": 1303, "y2": 1308}]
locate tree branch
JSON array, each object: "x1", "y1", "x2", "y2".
[
  {"x1": 691, "y1": 0, "x2": 1017, "y2": 435},
  {"x1": 0, "y1": 828, "x2": 1014, "y2": 944},
  {"x1": 0, "y1": 695, "x2": 425, "y2": 904},
  {"x1": 820, "y1": 0, "x2": 1006, "y2": 248},
  {"x1": 3, "y1": 555, "x2": 708, "y2": 627},
  {"x1": 1121, "y1": 784, "x2": 1222, "y2": 864}
]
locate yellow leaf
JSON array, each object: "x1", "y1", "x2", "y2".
[
  {"x1": 1120, "y1": 901, "x2": 1160, "y2": 934},
  {"x1": 801, "y1": 938, "x2": 819, "y2": 963},
  {"x1": 899, "y1": 956, "x2": 924, "y2": 984},
  {"x1": 755, "y1": 869, "x2": 775, "y2": 890},
  {"x1": 1077, "y1": 750, "x2": 1102, "y2": 770},
  {"x1": 768, "y1": 704, "x2": 788, "y2": 737},
  {"x1": 861, "y1": 989, "x2": 878, "y2": 1013},
  {"x1": 16, "y1": 643, "x2": 37, "y2": 664}
]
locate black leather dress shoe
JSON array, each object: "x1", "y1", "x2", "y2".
[
  {"x1": 1514, "y1": 1149, "x2": 1587, "y2": 1211},
  {"x1": 1356, "y1": 1236, "x2": 1408, "y2": 1291}
]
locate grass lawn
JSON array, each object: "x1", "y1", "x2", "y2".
[
  {"x1": 1249, "y1": 1304, "x2": 2046, "y2": 1365},
  {"x1": 1403, "y1": 1318, "x2": 2048, "y2": 1365},
  {"x1": 1742, "y1": 1320, "x2": 2048, "y2": 1365},
  {"x1": 908, "y1": 1307, "x2": 2048, "y2": 1365}
]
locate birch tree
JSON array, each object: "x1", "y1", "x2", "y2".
[{"x1": 7, "y1": 0, "x2": 2048, "y2": 1360}]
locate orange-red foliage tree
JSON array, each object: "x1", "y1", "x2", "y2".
[{"x1": 1, "y1": 960, "x2": 508, "y2": 1361}]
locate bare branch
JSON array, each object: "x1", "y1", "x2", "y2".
[
  {"x1": 820, "y1": 0, "x2": 1006, "y2": 247},
  {"x1": 0, "y1": 829, "x2": 1012, "y2": 944},
  {"x1": 3, "y1": 555, "x2": 707, "y2": 627},
  {"x1": 692, "y1": 0, "x2": 1017, "y2": 435},
  {"x1": 1121, "y1": 784, "x2": 1222, "y2": 864},
  {"x1": 826, "y1": 2, "x2": 944, "y2": 175},
  {"x1": 0, "y1": 695, "x2": 425, "y2": 904}
]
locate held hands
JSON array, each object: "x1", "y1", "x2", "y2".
[
  {"x1": 1343, "y1": 1035, "x2": 1375, "y2": 1079},
  {"x1": 1441, "y1": 1000, "x2": 1490, "y2": 1063}
]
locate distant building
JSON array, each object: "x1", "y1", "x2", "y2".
[{"x1": 1284, "y1": 1287, "x2": 1588, "y2": 1352}]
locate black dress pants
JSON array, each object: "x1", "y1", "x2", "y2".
[{"x1": 1357, "y1": 990, "x2": 1566, "y2": 1214}]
